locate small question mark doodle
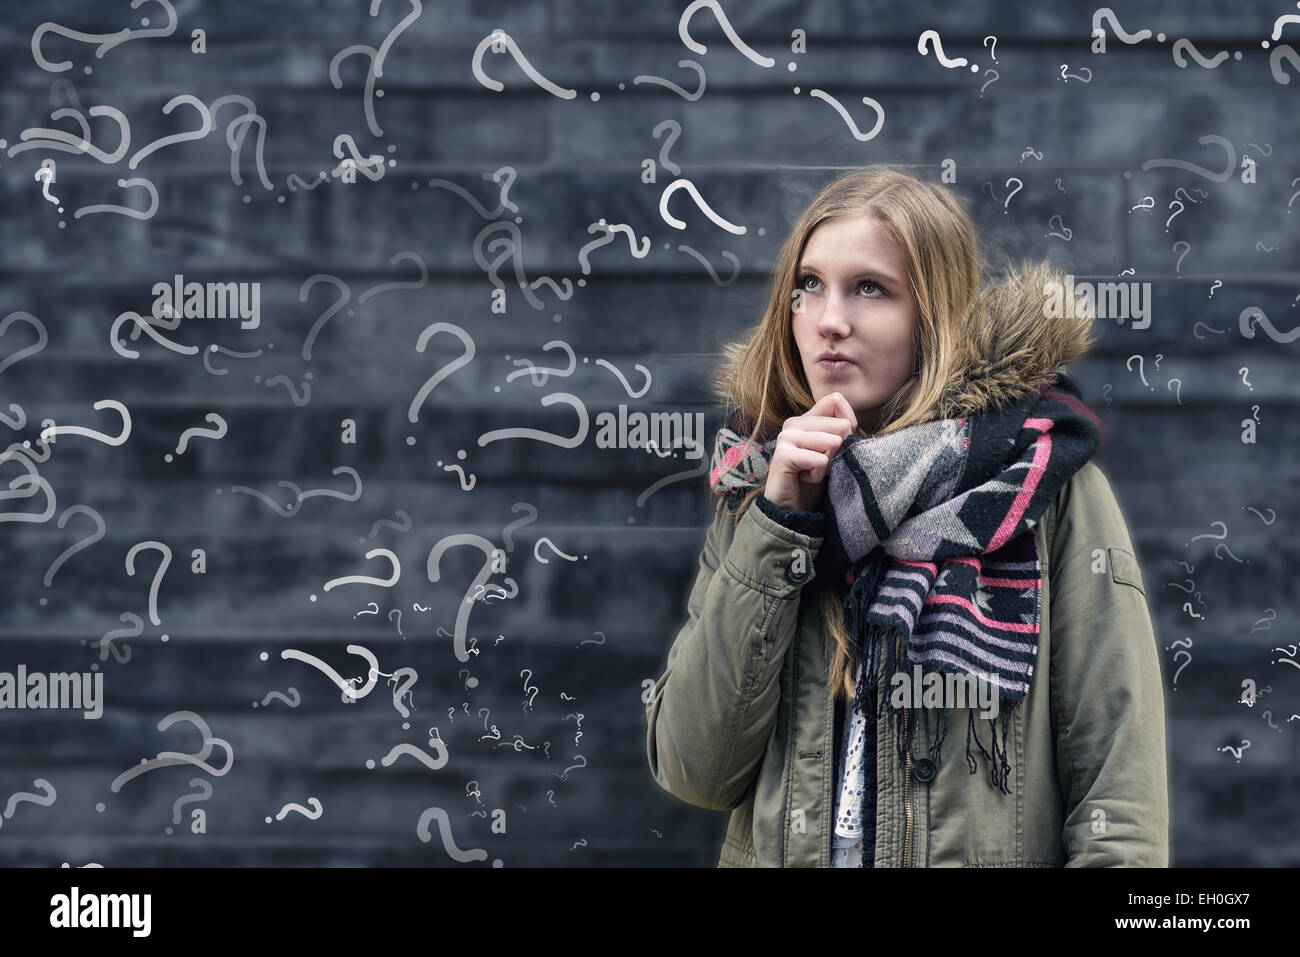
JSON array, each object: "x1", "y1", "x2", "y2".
[
  {"x1": 570, "y1": 839, "x2": 588, "y2": 851},
  {"x1": 1126, "y1": 355, "x2": 1153, "y2": 390},
  {"x1": 578, "y1": 631, "x2": 606, "y2": 648},
  {"x1": 0, "y1": 778, "x2": 57, "y2": 830},
  {"x1": 1208, "y1": 280, "x2": 1222, "y2": 298},
  {"x1": 165, "y1": 412, "x2": 227, "y2": 462},
  {"x1": 1249, "y1": 608, "x2": 1276, "y2": 633},
  {"x1": 1238, "y1": 367, "x2": 1252, "y2": 391},
  {"x1": 1182, "y1": 602, "x2": 1203, "y2": 619},
  {"x1": 253, "y1": 687, "x2": 300, "y2": 709},
  {"x1": 1217, "y1": 740, "x2": 1250, "y2": 762},
  {"x1": 1187, "y1": 521, "x2": 1228, "y2": 545},
  {"x1": 265, "y1": 797, "x2": 323, "y2": 823},
  {"x1": 1101, "y1": 384, "x2": 1112, "y2": 408},
  {"x1": 166, "y1": 778, "x2": 212, "y2": 835},
  {"x1": 1273, "y1": 646, "x2": 1300, "y2": 670},
  {"x1": 1002, "y1": 177, "x2": 1023, "y2": 212},
  {"x1": 1262, "y1": 710, "x2": 1281, "y2": 732}
]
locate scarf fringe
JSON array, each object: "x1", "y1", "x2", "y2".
[{"x1": 847, "y1": 555, "x2": 1018, "y2": 796}]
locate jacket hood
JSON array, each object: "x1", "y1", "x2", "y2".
[{"x1": 933, "y1": 260, "x2": 1096, "y2": 421}]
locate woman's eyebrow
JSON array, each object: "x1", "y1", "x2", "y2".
[{"x1": 797, "y1": 261, "x2": 901, "y2": 285}]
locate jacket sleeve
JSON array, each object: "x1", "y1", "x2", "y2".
[
  {"x1": 1047, "y1": 462, "x2": 1170, "y2": 866},
  {"x1": 645, "y1": 497, "x2": 826, "y2": 811}
]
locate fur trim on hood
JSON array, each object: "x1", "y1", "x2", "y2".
[{"x1": 934, "y1": 260, "x2": 1096, "y2": 421}]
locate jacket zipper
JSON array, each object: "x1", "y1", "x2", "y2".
[{"x1": 902, "y1": 705, "x2": 913, "y2": 867}]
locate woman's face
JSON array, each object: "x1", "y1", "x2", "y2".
[{"x1": 791, "y1": 212, "x2": 920, "y2": 434}]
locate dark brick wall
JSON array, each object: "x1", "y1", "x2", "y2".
[{"x1": 0, "y1": 0, "x2": 1295, "y2": 866}]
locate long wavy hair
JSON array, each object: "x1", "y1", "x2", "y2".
[{"x1": 709, "y1": 165, "x2": 1091, "y2": 703}]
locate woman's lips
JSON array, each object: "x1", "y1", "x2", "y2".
[{"x1": 816, "y1": 357, "x2": 855, "y2": 373}]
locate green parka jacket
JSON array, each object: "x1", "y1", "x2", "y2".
[{"x1": 645, "y1": 457, "x2": 1169, "y2": 866}]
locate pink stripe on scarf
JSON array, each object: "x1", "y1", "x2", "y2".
[
  {"x1": 923, "y1": 592, "x2": 1040, "y2": 633},
  {"x1": 979, "y1": 575, "x2": 1041, "y2": 588},
  {"x1": 987, "y1": 418, "x2": 1053, "y2": 550}
]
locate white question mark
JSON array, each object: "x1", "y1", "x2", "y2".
[{"x1": 165, "y1": 412, "x2": 227, "y2": 462}]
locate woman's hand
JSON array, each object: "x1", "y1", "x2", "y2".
[{"x1": 762, "y1": 391, "x2": 858, "y2": 512}]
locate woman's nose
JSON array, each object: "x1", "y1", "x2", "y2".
[{"x1": 816, "y1": 288, "x2": 852, "y2": 337}]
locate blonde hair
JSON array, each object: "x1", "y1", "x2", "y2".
[{"x1": 708, "y1": 165, "x2": 1092, "y2": 703}]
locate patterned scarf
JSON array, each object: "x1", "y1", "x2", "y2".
[{"x1": 708, "y1": 371, "x2": 1102, "y2": 797}]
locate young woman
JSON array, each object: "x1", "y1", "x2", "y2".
[{"x1": 644, "y1": 166, "x2": 1169, "y2": 867}]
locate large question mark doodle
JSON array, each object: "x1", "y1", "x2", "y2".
[
  {"x1": 0, "y1": 311, "x2": 49, "y2": 375},
  {"x1": 427, "y1": 534, "x2": 499, "y2": 663},
  {"x1": 659, "y1": 179, "x2": 746, "y2": 234},
  {"x1": 533, "y1": 537, "x2": 583, "y2": 564},
  {"x1": 273, "y1": 645, "x2": 380, "y2": 702},
  {"x1": 165, "y1": 777, "x2": 212, "y2": 835},
  {"x1": 0, "y1": 778, "x2": 57, "y2": 830},
  {"x1": 34, "y1": 165, "x2": 62, "y2": 214},
  {"x1": 1239, "y1": 306, "x2": 1300, "y2": 344},
  {"x1": 501, "y1": 501, "x2": 538, "y2": 552},
  {"x1": 43, "y1": 504, "x2": 106, "y2": 588},
  {"x1": 416, "y1": 807, "x2": 493, "y2": 864},
  {"x1": 386, "y1": 666, "x2": 419, "y2": 727},
  {"x1": 125, "y1": 540, "x2": 172, "y2": 634},
  {"x1": 318, "y1": 548, "x2": 401, "y2": 597},
  {"x1": 40, "y1": 398, "x2": 131, "y2": 447},
  {"x1": 806, "y1": 90, "x2": 885, "y2": 143},
  {"x1": 1141, "y1": 134, "x2": 1235, "y2": 182},
  {"x1": 551, "y1": 755, "x2": 587, "y2": 782},
  {"x1": 633, "y1": 60, "x2": 707, "y2": 101},
  {"x1": 165, "y1": 412, "x2": 227, "y2": 462},
  {"x1": 678, "y1": 0, "x2": 774, "y2": 68},
  {"x1": 917, "y1": 29, "x2": 978, "y2": 72},
  {"x1": 109, "y1": 711, "x2": 235, "y2": 793},
  {"x1": 31, "y1": 0, "x2": 178, "y2": 73},
  {"x1": 366, "y1": 741, "x2": 448, "y2": 771},
  {"x1": 358, "y1": 251, "x2": 429, "y2": 303},
  {"x1": 266, "y1": 797, "x2": 323, "y2": 823},
  {"x1": 299, "y1": 274, "x2": 351, "y2": 362},
  {"x1": 473, "y1": 28, "x2": 576, "y2": 99},
  {"x1": 407, "y1": 322, "x2": 475, "y2": 445},
  {"x1": 478, "y1": 393, "x2": 588, "y2": 449}
]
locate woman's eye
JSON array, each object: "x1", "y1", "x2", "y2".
[{"x1": 796, "y1": 273, "x2": 884, "y2": 297}]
